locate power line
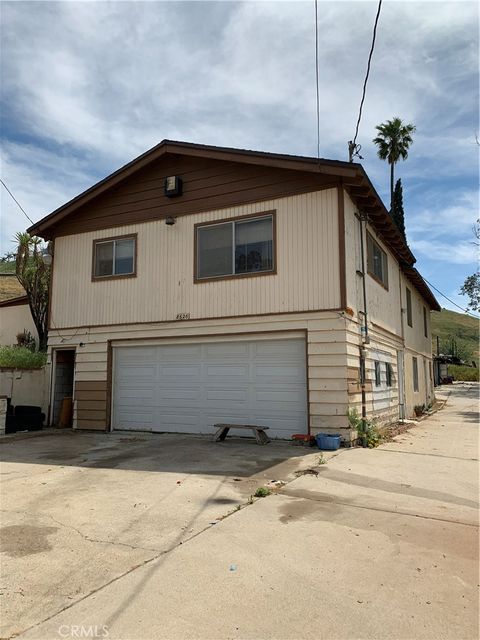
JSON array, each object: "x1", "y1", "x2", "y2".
[
  {"x1": 1, "y1": 179, "x2": 34, "y2": 225},
  {"x1": 423, "y1": 276, "x2": 480, "y2": 319},
  {"x1": 314, "y1": 0, "x2": 320, "y2": 160},
  {"x1": 349, "y1": 0, "x2": 383, "y2": 162}
]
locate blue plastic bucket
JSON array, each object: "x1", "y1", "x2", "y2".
[{"x1": 315, "y1": 433, "x2": 341, "y2": 451}]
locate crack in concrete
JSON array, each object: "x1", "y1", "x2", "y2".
[
  {"x1": 373, "y1": 449, "x2": 479, "y2": 462},
  {"x1": 0, "y1": 509, "x2": 162, "y2": 554},
  {"x1": 278, "y1": 489, "x2": 479, "y2": 528}
]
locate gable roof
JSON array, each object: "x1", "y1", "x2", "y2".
[{"x1": 27, "y1": 139, "x2": 439, "y2": 310}]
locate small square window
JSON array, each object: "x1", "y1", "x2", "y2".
[{"x1": 93, "y1": 236, "x2": 136, "y2": 279}]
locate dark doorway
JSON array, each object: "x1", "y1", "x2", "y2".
[{"x1": 52, "y1": 350, "x2": 75, "y2": 427}]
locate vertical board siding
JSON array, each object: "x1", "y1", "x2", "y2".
[{"x1": 51, "y1": 190, "x2": 340, "y2": 328}]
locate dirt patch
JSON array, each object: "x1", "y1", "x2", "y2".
[{"x1": 0, "y1": 524, "x2": 58, "y2": 557}]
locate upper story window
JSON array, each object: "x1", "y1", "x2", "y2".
[
  {"x1": 366, "y1": 232, "x2": 388, "y2": 289},
  {"x1": 423, "y1": 306, "x2": 428, "y2": 337},
  {"x1": 93, "y1": 235, "x2": 136, "y2": 280},
  {"x1": 195, "y1": 212, "x2": 275, "y2": 281},
  {"x1": 406, "y1": 287, "x2": 413, "y2": 327},
  {"x1": 374, "y1": 361, "x2": 381, "y2": 386}
]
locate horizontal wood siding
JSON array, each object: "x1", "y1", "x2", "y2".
[
  {"x1": 52, "y1": 155, "x2": 339, "y2": 237},
  {"x1": 49, "y1": 311, "x2": 352, "y2": 435},
  {"x1": 74, "y1": 380, "x2": 107, "y2": 430},
  {"x1": 51, "y1": 190, "x2": 341, "y2": 328}
]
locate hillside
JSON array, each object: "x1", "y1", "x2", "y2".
[
  {"x1": 0, "y1": 274, "x2": 25, "y2": 302},
  {"x1": 431, "y1": 308, "x2": 479, "y2": 363}
]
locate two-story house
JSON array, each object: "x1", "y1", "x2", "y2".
[{"x1": 29, "y1": 140, "x2": 439, "y2": 442}]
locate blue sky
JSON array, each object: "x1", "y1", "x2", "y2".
[{"x1": 1, "y1": 0, "x2": 478, "y2": 313}]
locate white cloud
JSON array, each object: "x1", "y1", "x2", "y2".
[{"x1": 1, "y1": 0, "x2": 478, "y2": 291}]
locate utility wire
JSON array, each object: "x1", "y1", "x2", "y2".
[
  {"x1": 423, "y1": 276, "x2": 480, "y2": 319},
  {"x1": 314, "y1": 0, "x2": 320, "y2": 160},
  {"x1": 349, "y1": 0, "x2": 383, "y2": 161},
  {"x1": 1, "y1": 179, "x2": 34, "y2": 225}
]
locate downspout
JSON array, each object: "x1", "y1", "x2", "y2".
[
  {"x1": 398, "y1": 268, "x2": 406, "y2": 420},
  {"x1": 358, "y1": 213, "x2": 369, "y2": 446}
]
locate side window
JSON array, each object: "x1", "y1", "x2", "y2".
[
  {"x1": 423, "y1": 306, "x2": 428, "y2": 337},
  {"x1": 366, "y1": 232, "x2": 388, "y2": 288},
  {"x1": 412, "y1": 356, "x2": 419, "y2": 392},
  {"x1": 385, "y1": 362, "x2": 392, "y2": 387},
  {"x1": 406, "y1": 288, "x2": 413, "y2": 327},
  {"x1": 374, "y1": 361, "x2": 381, "y2": 387},
  {"x1": 93, "y1": 236, "x2": 136, "y2": 280}
]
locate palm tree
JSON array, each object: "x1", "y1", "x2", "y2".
[{"x1": 373, "y1": 117, "x2": 416, "y2": 212}]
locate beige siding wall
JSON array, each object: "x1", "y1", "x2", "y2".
[
  {"x1": 401, "y1": 272, "x2": 434, "y2": 416},
  {"x1": 343, "y1": 191, "x2": 433, "y2": 425},
  {"x1": 51, "y1": 190, "x2": 341, "y2": 328},
  {"x1": 47, "y1": 311, "x2": 355, "y2": 437},
  {"x1": 0, "y1": 303, "x2": 38, "y2": 347}
]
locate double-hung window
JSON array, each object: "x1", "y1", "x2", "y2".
[
  {"x1": 93, "y1": 235, "x2": 136, "y2": 279},
  {"x1": 366, "y1": 232, "x2": 388, "y2": 288},
  {"x1": 195, "y1": 213, "x2": 275, "y2": 281}
]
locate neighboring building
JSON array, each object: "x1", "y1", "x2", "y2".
[
  {"x1": 0, "y1": 275, "x2": 38, "y2": 347},
  {"x1": 28, "y1": 141, "x2": 439, "y2": 439}
]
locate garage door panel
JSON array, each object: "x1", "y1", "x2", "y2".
[
  {"x1": 115, "y1": 387, "x2": 155, "y2": 400},
  {"x1": 205, "y1": 364, "x2": 249, "y2": 378},
  {"x1": 116, "y1": 366, "x2": 157, "y2": 380},
  {"x1": 254, "y1": 364, "x2": 305, "y2": 379},
  {"x1": 205, "y1": 343, "x2": 250, "y2": 359},
  {"x1": 253, "y1": 341, "x2": 304, "y2": 357},
  {"x1": 113, "y1": 338, "x2": 307, "y2": 438},
  {"x1": 160, "y1": 364, "x2": 202, "y2": 377}
]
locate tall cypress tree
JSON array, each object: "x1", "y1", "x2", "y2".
[{"x1": 392, "y1": 178, "x2": 406, "y2": 241}]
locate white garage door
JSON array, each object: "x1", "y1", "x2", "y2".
[{"x1": 112, "y1": 337, "x2": 307, "y2": 439}]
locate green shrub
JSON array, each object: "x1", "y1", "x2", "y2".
[
  {"x1": 448, "y1": 364, "x2": 479, "y2": 382},
  {"x1": 347, "y1": 407, "x2": 381, "y2": 448},
  {"x1": 0, "y1": 346, "x2": 47, "y2": 369},
  {"x1": 253, "y1": 487, "x2": 271, "y2": 498}
]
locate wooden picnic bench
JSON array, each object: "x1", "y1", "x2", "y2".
[{"x1": 213, "y1": 423, "x2": 270, "y2": 445}]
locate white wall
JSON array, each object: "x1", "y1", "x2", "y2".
[
  {"x1": 0, "y1": 302, "x2": 38, "y2": 347},
  {"x1": 0, "y1": 367, "x2": 49, "y2": 416}
]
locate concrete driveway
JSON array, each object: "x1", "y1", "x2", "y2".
[
  {"x1": 2, "y1": 384, "x2": 479, "y2": 640},
  {"x1": 0, "y1": 430, "x2": 321, "y2": 638}
]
